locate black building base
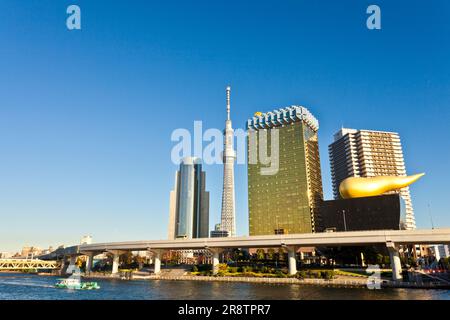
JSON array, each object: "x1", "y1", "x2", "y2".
[{"x1": 320, "y1": 194, "x2": 403, "y2": 232}]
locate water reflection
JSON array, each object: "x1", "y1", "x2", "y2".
[{"x1": 0, "y1": 273, "x2": 448, "y2": 300}]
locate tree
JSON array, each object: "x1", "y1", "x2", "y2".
[
  {"x1": 218, "y1": 263, "x2": 228, "y2": 272},
  {"x1": 256, "y1": 249, "x2": 265, "y2": 261},
  {"x1": 233, "y1": 249, "x2": 243, "y2": 262},
  {"x1": 267, "y1": 248, "x2": 275, "y2": 260},
  {"x1": 277, "y1": 247, "x2": 286, "y2": 260},
  {"x1": 121, "y1": 252, "x2": 133, "y2": 265},
  {"x1": 75, "y1": 257, "x2": 83, "y2": 268},
  {"x1": 443, "y1": 257, "x2": 450, "y2": 270},
  {"x1": 169, "y1": 251, "x2": 181, "y2": 264},
  {"x1": 135, "y1": 254, "x2": 145, "y2": 269},
  {"x1": 376, "y1": 254, "x2": 384, "y2": 265}
]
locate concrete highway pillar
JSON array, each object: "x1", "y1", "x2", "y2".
[
  {"x1": 85, "y1": 253, "x2": 94, "y2": 274},
  {"x1": 148, "y1": 249, "x2": 164, "y2": 274},
  {"x1": 287, "y1": 247, "x2": 297, "y2": 275},
  {"x1": 66, "y1": 255, "x2": 77, "y2": 274},
  {"x1": 212, "y1": 251, "x2": 220, "y2": 275},
  {"x1": 153, "y1": 250, "x2": 161, "y2": 274},
  {"x1": 208, "y1": 248, "x2": 222, "y2": 275},
  {"x1": 112, "y1": 253, "x2": 120, "y2": 275},
  {"x1": 389, "y1": 250, "x2": 402, "y2": 281},
  {"x1": 387, "y1": 242, "x2": 403, "y2": 281},
  {"x1": 59, "y1": 256, "x2": 67, "y2": 274},
  {"x1": 107, "y1": 250, "x2": 126, "y2": 276},
  {"x1": 299, "y1": 251, "x2": 304, "y2": 261}
]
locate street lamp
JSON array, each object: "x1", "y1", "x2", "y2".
[
  {"x1": 342, "y1": 209, "x2": 347, "y2": 232},
  {"x1": 275, "y1": 216, "x2": 279, "y2": 269}
]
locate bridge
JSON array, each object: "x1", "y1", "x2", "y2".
[
  {"x1": 0, "y1": 259, "x2": 60, "y2": 270},
  {"x1": 74, "y1": 228, "x2": 450, "y2": 281}
]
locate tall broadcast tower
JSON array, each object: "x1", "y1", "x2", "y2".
[{"x1": 220, "y1": 86, "x2": 236, "y2": 237}]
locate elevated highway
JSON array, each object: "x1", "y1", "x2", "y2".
[
  {"x1": 76, "y1": 228, "x2": 450, "y2": 281},
  {"x1": 79, "y1": 228, "x2": 450, "y2": 252}
]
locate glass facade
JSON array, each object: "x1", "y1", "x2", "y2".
[
  {"x1": 173, "y1": 158, "x2": 209, "y2": 239},
  {"x1": 247, "y1": 121, "x2": 324, "y2": 235},
  {"x1": 176, "y1": 163, "x2": 196, "y2": 238}
]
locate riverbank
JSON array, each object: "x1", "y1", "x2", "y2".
[
  {"x1": 3, "y1": 270, "x2": 448, "y2": 290},
  {"x1": 80, "y1": 272, "x2": 450, "y2": 289},
  {"x1": 147, "y1": 274, "x2": 370, "y2": 288}
]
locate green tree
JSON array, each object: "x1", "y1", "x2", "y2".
[
  {"x1": 75, "y1": 257, "x2": 83, "y2": 268},
  {"x1": 233, "y1": 249, "x2": 244, "y2": 261},
  {"x1": 135, "y1": 255, "x2": 145, "y2": 265},
  {"x1": 267, "y1": 248, "x2": 275, "y2": 260},
  {"x1": 444, "y1": 257, "x2": 450, "y2": 270},
  {"x1": 277, "y1": 247, "x2": 286, "y2": 260},
  {"x1": 120, "y1": 252, "x2": 133, "y2": 265},
  {"x1": 218, "y1": 263, "x2": 228, "y2": 272},
  {"x1": 169, "y1": 251, "x2": 181, "y2": 264},
  {"x1": 376, "y1": 254, "x2": 384, "y2": 265},
  {"x1": 256, "y1": 249, "x2": 265, "y2": 261}
]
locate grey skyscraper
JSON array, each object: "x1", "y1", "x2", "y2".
[
  {"x1": 328, "y1": 128, "x2": 416, "y2": 230},
  {"x1": 220, "y1": 86, "x2": 236, "y2": 237},
  {"x1": 168, "y1": 157, "x2": 209, "y2": 239}
]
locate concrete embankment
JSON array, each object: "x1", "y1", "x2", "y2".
[
  {"x1": 82, "y1": 272, "x2": 368, "y2": 287},
  {"x1": 143, "y1": 274, "x2": 370, "y2": 288},
  {"x1": 146, "y1": 275, "x2": 450, "y2": 289},
  {"x1": 81, "y1": 272, "x2": 450, "y2": 289}
]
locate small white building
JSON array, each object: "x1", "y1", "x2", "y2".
[
  {"x1": 81, "y1": 235, "x2": 92, "y2": 245},
  {"x1": 0, "y1": 252, "x2": 15, "y2": 259},
  {"x1": 429, "y1": 244, "x2": 450, "y2": 261}
]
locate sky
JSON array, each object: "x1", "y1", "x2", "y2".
[{"x1": 0, "y1": 0, "x2": 449, "y2": 252}]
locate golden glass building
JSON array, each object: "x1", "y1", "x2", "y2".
[{"x1": 247, "y1": 106, "x2": 324, "y2": 235}]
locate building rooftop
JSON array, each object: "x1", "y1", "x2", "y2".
[
  {"x1": 246, "y1": 106, "x2": 319, "y2": 131},
  {"x1": 333, "y1": 128, "x2": 400, "y2": 142}
]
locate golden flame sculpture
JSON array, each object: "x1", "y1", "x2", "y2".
[{"x1": 339, "y1": 173, "x2": 425, "y2": 199}]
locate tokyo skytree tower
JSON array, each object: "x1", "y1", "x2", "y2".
[{"x1": 220, "y1": 86, "x2": 236, "y2": 237}]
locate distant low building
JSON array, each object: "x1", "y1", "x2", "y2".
[
  {"x1": 39, "y1": 247, "x2": 53, "y2": 255},
  {"x1": 20, "y1": 246, "x2": 43, "y2": 259},
  {"x1": 81, "y1": 236, "x2": 92, "y2": 245},
  {"x1": 429, "y1": 244, "x2": 450, "y2": 261},
  {"x1": 0, "y1": 252, "x2": 15, "y2": 259},
  {"x1": 210, "y1": 223, "x2": 229, "y2": 238},
  {"x1": 210, "y1": 230, "x2": 229, "y2": 238}
]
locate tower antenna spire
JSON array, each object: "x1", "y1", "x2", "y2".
[
  {"x1": 226, "y1": 85, "x2": 231, "y2": 121},
  {"x1": 220, "y1": 84, "x2": 236, "y2": 237}
]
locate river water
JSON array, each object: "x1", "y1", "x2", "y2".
[{"x1": 0, "y1": 273, "x2": 448, "y2": 300}]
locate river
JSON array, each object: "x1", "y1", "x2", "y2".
[{"x1": 0, "y1": 273, "x2": 448, "y2": 300}]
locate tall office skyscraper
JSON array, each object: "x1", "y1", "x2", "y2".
[
  {"x1": 168, "y1": 157, "x2": 209, "y2": 239},
  {"x1": 328, "y1": 128, "x2": 416, "y2": 230},
  {"x1": 247, "y1": 106, "x2": 324, "y2": 235},
  {"x1": 220, "y1": 86, "x2": 236, "y2": 237}
]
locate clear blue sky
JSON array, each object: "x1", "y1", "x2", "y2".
[{"x1": 0, "y1": 1, "x2": 449, "y2": 252}]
